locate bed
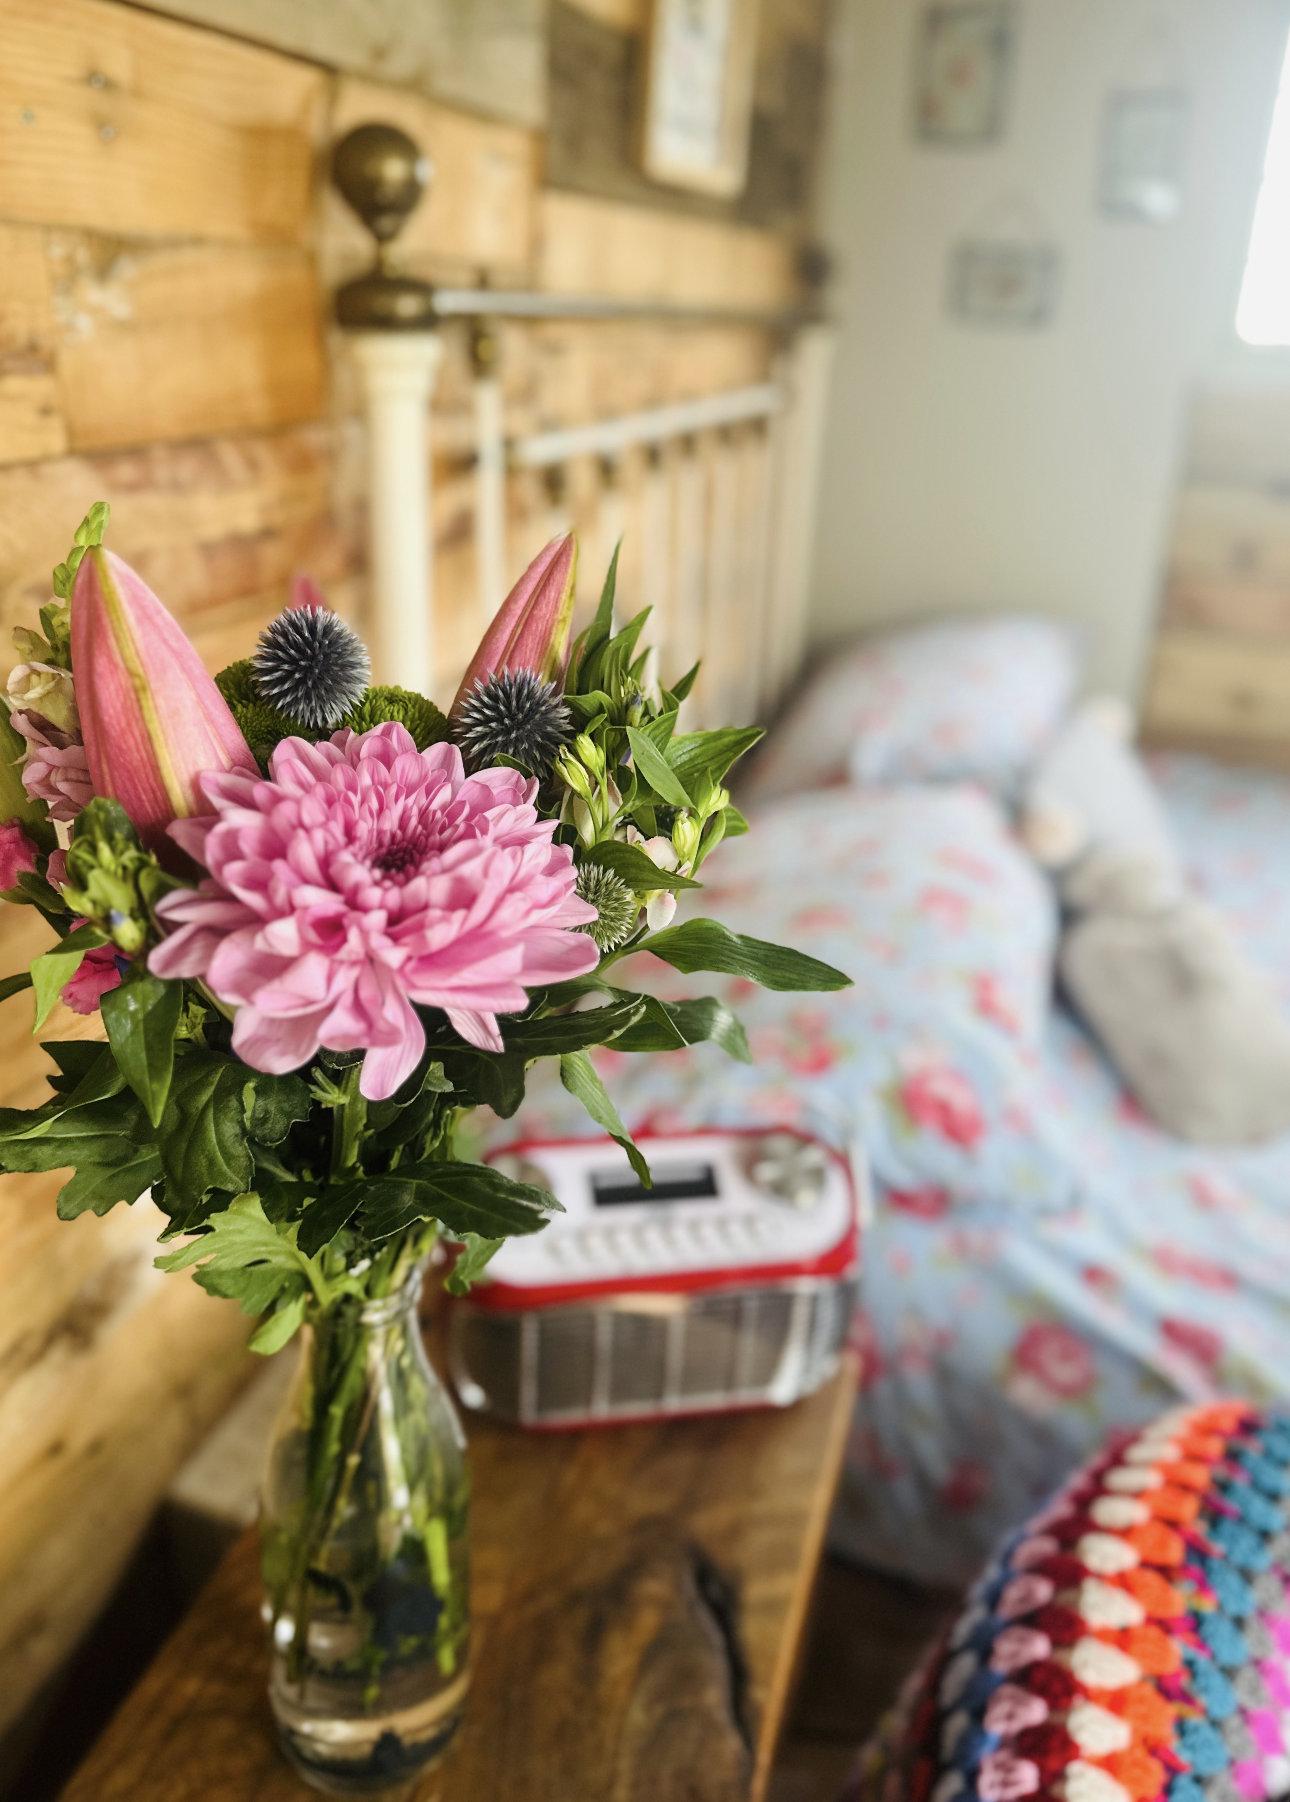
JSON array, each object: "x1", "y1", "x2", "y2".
[{"x1": 493, "y1": 619, "x2": 1290, "y2": 1590}]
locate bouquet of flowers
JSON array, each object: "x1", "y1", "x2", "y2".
[{"x1": 0, "y1": 505, "x2": 847, "y2": 1791}]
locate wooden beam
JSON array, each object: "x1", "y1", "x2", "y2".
[
  {"x1": 51, "y1": 239, "x2": 327, "y2": 452},
  {"x1": 537, "y1": 192, "x2": 799, "y2": 309},
  {"x1": 0, "y1": 0, "x2": 324, "y2": 244},
  {"x1": 0, "y1": 225, "x2": 67, "y2": 464},
  {"x1": 129, "y1": 0, "x2": 551, "y2": 130}
]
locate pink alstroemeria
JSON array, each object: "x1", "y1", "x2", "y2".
[
  {"x1": 61, "y1": 936, "x2": 124, "y2": 1015},
  {"x1": 149, "y1": 724, "x2": 600, "y2": 1101},
  {"x1": 451, "y1": 533, "x2": 577, "y2": 715},
  {"x1": 71, "y1": 548, "x2": 257, "y2": 848},
  {"x1": 0, "y1": 820, "x2": 38, "y2": 893}
]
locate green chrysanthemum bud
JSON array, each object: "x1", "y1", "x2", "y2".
[
  {"x1": 62, "y1": 796, "x2": 172, "y2": 955},
  {"x1": 340, "y1": 685, "x2": 451, "y2": 752},
  {"x1": 575, "y1": 862, "x2": 638, "y2": 952}
]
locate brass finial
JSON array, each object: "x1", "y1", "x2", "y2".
[{"x1": 331, "y1": 122, "x2": 437, "y2": 331}]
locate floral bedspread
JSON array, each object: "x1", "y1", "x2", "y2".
[{"x1": 495, "y1": 758, "x2": 1290, "y2": 1589}]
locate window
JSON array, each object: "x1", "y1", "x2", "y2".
[{"x1": 1237, "y1": 31, "x2": 1290, "y2": 345}]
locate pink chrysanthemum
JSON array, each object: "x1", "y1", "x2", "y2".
[{"x1": 149, "y1": 723, "x2": 599, "y2": 1100}]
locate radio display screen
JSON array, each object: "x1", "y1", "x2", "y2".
[{"x1": 591, "y1": 1161, "x2": 719, "y2": 1207}]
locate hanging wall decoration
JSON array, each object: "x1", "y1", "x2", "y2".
[
  {"x1": 947, "y1": 193, "x2": 1061, "y2": 329},
  {"x1": 915, "y1": 2, "x2": 1016, "y2": 146},
  {"x1": 1098, "y1": 18, "x2": 1189, "y2": 223},
  {"x1": 640, "y1": 0, "x2": 761, "y2": 196}
]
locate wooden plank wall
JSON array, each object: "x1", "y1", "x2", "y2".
[
  {"x1": 1142, "y1": 387, "x2": 1290, "y2": 763},
  {"x1": 0, "y1": 0, "x2": 830, "y2": 1755}
]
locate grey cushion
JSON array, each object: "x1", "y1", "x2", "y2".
[{"x1": 1060, "y1": 850, "x2": 1290, "y2": 1145}]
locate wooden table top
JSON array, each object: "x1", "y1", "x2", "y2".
[{"x1": 59, "y1": 1359, "x2": 858, "y2": 1802}]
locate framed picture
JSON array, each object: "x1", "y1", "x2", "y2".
[
  {"x1": 641, "y1": 0, "x2": 760, "y2": 196},
  {"x1": 948, "y1": 239, "x2": 1060, "y2": 329},
  {"x1": 915, "y1": 3, "x2": 1015, "y2": 146},
  {"x1": 1099, "y1": 88, "x2": 1189, "y2": 224}
]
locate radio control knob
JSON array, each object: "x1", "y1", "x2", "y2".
[{"x1": 747, "y1": 1134, "x2": 829, "y2": 1210}]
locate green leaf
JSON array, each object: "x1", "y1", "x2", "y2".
[
  {"x1": 158, "y1": 1054, "x2": 255, "y2": 1199},
  {"x1": 248, "y1": 1291, "x2": 309, "y2": 1355},
  {"x1": 360, "y1": 1161, "x2": 560, "y2": 1244},
  {"x1": 721, "y1": 804, "x2": 750, "y2": 839},
  {"x1": 0, "y1": 1094, "x2": 142, "y2": 1168},
  {"x1": 45, "y1": 1043, "x2": 126, "y2": 1109},
  {"x1": 437, "y1": 1046, "x2": 528, "y2": 1119},
  {"x1": 666, "y1": 726, "x2": 764, "y2": 797},
  {"x1": 156, "y1": 1192, "x2": 314, "y2": 1318},
  {"x1": 243, "y1": 1071, "x2": 312, "y2": 1147},
  {"x1": 0, "y1": 972, "x2": 33, "y2": 1005},
  {"x1": 101, "y1": 970, "x2": 183, "y2": 1127},
  {"x1": 642, "y1": 918, "x2": 852, "y2": 992},
  {"x1": 559, "y1": 1050, "x2": 652, "y2": 1187},
  {"x1": 667, "y1": 662, "x2": 700, "y2": 705},
  {"x1": 608, "y1": 991, "x2": 752, "y2": 1061},
  {"x1": 295, "y1": 1181, "x2": 366, "y2": 1257},
  {"x1": 625, "y1": 726, "x2": 693, "y2": 809},
  {"x1": 51, "y1": 501, "x2": 110, "y2": 599},
  {"x1": 30, "y1": 921, "x2": 109, "y2": 1028},
  {"x1": 499, "y1": 995, "x2": 646, "y2": 1057},
  {"x1": 56, "y1": 1148, "x2": 161, "y2": 1219},
  {"x1": 445, "y1": 1233, "x2": 504, "y2": 1296},
  {"x1": 581, "y1": 841, "x2": 700, "y2": 893}
]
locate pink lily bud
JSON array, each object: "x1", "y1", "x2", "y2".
[
  {"x1": 451, "y1": 532, "x2": 577, "y2": 715},
  {"x1": 71, "y1": 547, "x2": 257, "y2": 847}
]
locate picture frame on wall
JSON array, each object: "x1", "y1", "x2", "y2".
[
  {"x1": 640, "y1": 0, "x2": 760, "y2": 196},
  {"x1": 1099, "y1": 88, "x2": 1189, "y2": 224},
  {"x1": 948, "y1": 238, "x2": 1060, "y2": 329},
  {"x1": 915, "y1": 2, "x2": 1016, "y2": 147}
]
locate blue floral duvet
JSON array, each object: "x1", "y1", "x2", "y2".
[{"x1": 499, "y1": 754, "x2": 1290, "y2": 1588}]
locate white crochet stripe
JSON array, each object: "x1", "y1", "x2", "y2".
[
  {"x1": 1089, "y1": 1495, "x2": 1149, "y2": 1530},
  {"x1": 938, "y1": 1648, "x2": 978, "y2": 1709},
  {"x1": 1066, "y1": 1700, "x2": 1133, "y2": 1757},
  {"x1": 1068, "y1": 1637, "x2": 1141, "y2": 1688},
  {"x1": 1074, "y1": 1576, "x2": 1145, "y2": 1630},
  {"x1": 1075, "y1": 1531, "x2": 1140, "y2": 1575},
  {"x1": 931, "y1": 1773, "x2": 966, "y2": 1802},
  {"x1": 1101, "y1": 1465, "x2": 1162, "y2": 1493},
  {"x1": 1122, "y1": 1437, "x2": 1179, "y2": 1465},
  {"x1": 949, "y1": 1601, "x2": 988, "y2": 1650},
  {"x1": 940, "y1": 1707, "x2": 970, "y2": 1762},
  {"x1": 1059, "y1": 1759, "x2": 1133, "y2": 1802}
]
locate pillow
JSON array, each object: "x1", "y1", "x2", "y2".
[
  {"x1": 1018, "y1": 699, "x2": 1182, "y2": 891},
  {"x1": 848, "y1": 1400, "x2": 1290, "y2": 1802},
  {"x1": 743, "y1": 616, "x2": 1080, "y2": 805}
]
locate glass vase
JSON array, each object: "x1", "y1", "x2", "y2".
[{"x1": 261, "y1": 1264, "x2": 470, "y2": 1795}]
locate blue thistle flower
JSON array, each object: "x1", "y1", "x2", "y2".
[
  {"x1": 574, "y1": 862, "x2": 638, "y2": 951},
  {"x1": 455, "y1": 668, "x2": 573, "y2": 775},
  {"x1": 252, "y1": 599, "x2": 371, "y2": 730}
]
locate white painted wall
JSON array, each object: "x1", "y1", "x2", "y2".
[{"x1": 811, "y1": 0, "x2": 1290, "y2": 696}]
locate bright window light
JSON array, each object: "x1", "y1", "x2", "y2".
[{"x1": 1237, "y1": 31, "x2": 1290, "y2": 345}]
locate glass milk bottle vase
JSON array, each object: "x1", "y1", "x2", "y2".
[{"x1": 261, "y1": 1264, "x2": 470, "y2": 1795}]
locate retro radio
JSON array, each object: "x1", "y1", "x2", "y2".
[{"x1": 447, "y1": 1128, "x2": 861, "y2": 1429}]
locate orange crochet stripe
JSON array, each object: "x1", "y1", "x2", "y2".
[
  {"x1": 1114, "y1": 1569, "x2": 1186, "y2": 1620},
  {"x1": 1123, "y1": 1521, "x2": 1184, "y2": 1567}
]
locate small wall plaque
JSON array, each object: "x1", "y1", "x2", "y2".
[
  {"x1": 1099, "y1": 88, "x2": 1189, "y2": 224},
  {"x1": 641, "y1": 0, "x2": 760, "y2": 197},
  {"x1": 948, "y1": 239, "x2": 1061, "y2": 329},
  {"x1": 915, "y1": 2, "x2": 1016, "y2": 147}
]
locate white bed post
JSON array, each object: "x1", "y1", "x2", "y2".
[
  {"x1": 470, "y1": 315, "x2": 508, "y2": 630},
  {"x1": 332, "y1": 123, "x2": 441, "y2": 696},
  {"x1": 767, "y1": 322, "x2": 835, "y2": 704}
]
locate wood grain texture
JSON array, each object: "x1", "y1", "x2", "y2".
[
  {"x1": 59, "y1": 1361, "x2": 856, "y2": 1802},
  {"x1": 50, "y1": 238, "x2": 328, "y2": 451},
  {"x1": 0, "y1": 0, "x2": 324, "y2": 243},
  {"x1": 538, "y1": 191, "x2": 799, "y2": 307},
  {"x1": 0, "y1": 225, "x2": 67, "y2": 464},
  {"x1": 135, "y1": 0, "x2": 551, "y2": 129}
]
